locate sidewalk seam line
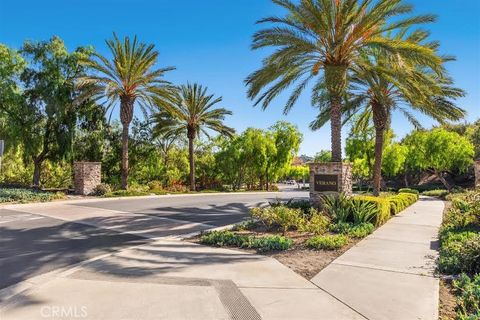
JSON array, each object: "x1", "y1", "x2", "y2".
[
  {"x1": 306, "y1": 279, "x2": 370, "y2": 320},
  {"x1": 331, "y1": 261, "x2": 437, "y2": 278}
]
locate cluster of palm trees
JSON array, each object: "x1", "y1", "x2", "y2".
[
  {"x1": 245, "y1": 0, "x2": 465, "y2": 195},
  {"x1": 79, "y1": 34, "x2": 234, "y2": 190},
  {"x1": 80, "y1": 0, "x2": 465, "y2": 196}
]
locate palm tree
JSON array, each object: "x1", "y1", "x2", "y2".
[
  {"x1": 152, "y1": 83, "x2": 235, "y2": 191},
  {"x1": 311, "y1": 31, "x2": 465, "y2": 195},
  {"x1": 245, "y1": 0, "x2": 441, "y2": 162},
  {"x1": 79, "y1": 34, "x2": 174, "y2": 189}
]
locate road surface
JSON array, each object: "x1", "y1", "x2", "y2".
[{"x1": 0, "y1": 191, "x2": 308, "y2": 290}]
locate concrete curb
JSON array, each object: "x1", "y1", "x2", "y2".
[{"x1": 1, "y1": 191, "x2": 287, "y2": 210}]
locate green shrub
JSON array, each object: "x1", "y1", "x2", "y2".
[
  {"x1": 439, "y1": 231, "x2": 480, "y2": 275},
  {"x1": 351, "y1": 200, "x2": 377, "y2": 224},
  {"x1": 247, "y1": 235, "x2": 293, "y2": 252},
  {"x1": 453, "y1": 273, "x2": 480, "y2": 319},
  {"x1": 422, "y1": 189, "x2": 449, "y2": 198},
  {"x1": 250, "y1": 206, "x2": 302, "y2": 234},
  {"x1": 147, "y1": 180, "x2": 163, "y2": 191},
  {"x1": 322, "y1": 193, "x2": 352, "y2": 223},
  {"x1": 348, "y1": 223, "x2": 375, "y2": 238},
  {"x1": 329, "y1": 222, "x2": 353, "y2": 234},
  {"x1": 269, "y1": 198, "x2": 312, "y2": 216},
  {"x1": 352, "y1": 196, "x2": 390, "y2": 226},
  {"x1": 329, "y1": 222, "x2": 374, "y2": 238},
  {"x1": 0, "y1": 188, "x2": 64, "y2": 203},
  {"x1": 298, "y1": 210, "x2": 331, "y2": 235},
  {"x1": 306, "y1": 234, "x2": 349, "y2": 250},
  {"x1": 91, "y1": 183, "x2": 112, "y2": 196},
  {"x1": 231, "y1": 219, "x2": 257, "y2": 231},
  {"x1": 200, "y1": 230, "x2": 292, "y2": 252},
  {"x1": 200, "y1": 230, "x2": 244, "y2": 247},
  {"x1": 398, "y1": 188, "x2": 419, "y2": 195}
]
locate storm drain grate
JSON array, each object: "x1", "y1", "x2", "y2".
[
  {"x1": 69, "y1": 269, "x2": 262, "y2": 320},
  {"x1": 212, "y1": 280, "x2": 262, "y2": 320}
]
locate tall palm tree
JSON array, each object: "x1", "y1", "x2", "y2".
[
  {"x1": 152, "y1": 83, "x2": 235, "y2": 191},
  {"x1": 79, "y1": 34, "x2": 174, "y2": 189},
  {"x1": 246, "y1": 0, "x2": 441, "y2": 162},
  {"x1": 311, "y1": 30, "x2": 466, "y2": 195}
]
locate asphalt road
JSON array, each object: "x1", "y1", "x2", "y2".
[
  {"x1": 0, "y1": 191, "x2": 308, "y2": 290},
  {"x1": 75, "y1": 191, "x2": 308, "y2": 226}
]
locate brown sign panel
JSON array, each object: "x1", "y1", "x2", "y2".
[{"x1": 314, "y1": 174, "x2": 339, "y2": 192}]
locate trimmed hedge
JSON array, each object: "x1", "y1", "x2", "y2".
[
  {"x1": 352, "y1": 196, "x2": 391, "y2": 226},
  {"x1": 422, "y1": 189, "x2": 449, "y2": 198},
  {"x1": 389, "y1": 193, "x2": 419, "y2": 215},
  {"x1": 398, "y1": 188, "x2": 419, "y2": 195}
]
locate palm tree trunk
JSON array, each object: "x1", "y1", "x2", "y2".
[
  {"x1": 325, "y1": 65, "x2": 347, "y2": 163},
  {"x1": 188, "y1": 136, "x2": 195, "y2": 191},
  {"x1": 372, "y1": 103, "x2": 388, "y2": 196},
  {"x1": 120, "y1": 97, "x2": 134, "y2": 190},
  {"x1": 330, "y1": 96, "x2": 343, "y2": 162},
  {"x1": 372, "y1": 127, "x2": 385, "y2": 196},
  {"x1": 121, "y1": 124, "x2": 129, "y2": 190}
]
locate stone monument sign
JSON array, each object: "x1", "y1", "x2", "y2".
[{"x1": 309, "y1": 162, "x2": 352, "y2": 206}]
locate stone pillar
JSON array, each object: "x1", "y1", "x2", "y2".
[
  {"x1": 74, "y1": 162, "x2": 101, "y2": 195},
  {"x1": 309, "y1": 162, "x2": 352, "y2": 206},
  {"x1": 475, "y1": 160, "x2": 480, "y2": 188}
]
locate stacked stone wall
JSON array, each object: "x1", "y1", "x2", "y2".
[{"x1": 74, "y1": 162, "x2": 101, "y2": 195}]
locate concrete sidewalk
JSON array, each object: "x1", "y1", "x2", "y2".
[
  {"x1": 0, "y1": 239, "x2": 364, "y2": 320},
  {"x1": 312, "y1": 197, "x2": 444, "y2": 320}
]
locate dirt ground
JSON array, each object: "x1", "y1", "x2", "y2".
[
  {"x1": 188, "y1": 229, "x2": 361, "y2": 280},
  {"x1": 265, "y1": 239, "x2": 358, "y2": 279},
  {"x1": 439, "y1": 279, "x2": 457, "y2": 320}
]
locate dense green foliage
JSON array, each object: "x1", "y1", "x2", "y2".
[
  {"x1": 0, "y1": 188, "x2": 64, "y2": 203},
  {"x1": 404, "y1": 129, "x2": 474, "y2": 191},
  {"x1": 438, "y1": 190, "x2": 480, "y2": 320},
  {"x1": 452, "y1": 273, "x2": 480, "y2": 320},
  {"x1": 423, "y1": 189, "x2": 450, "y2": 198},
  {"x1": 321, "y1": 192, "x2": 417, "y2": 226},
  {"x1": 345, "y1": 126, "x2": 475, "y2": 191},
  {"x1": 306, "y1": 234, "x2": 349, "y2": 250},
  {"x1": 439, "y1": 190, "x2": 480, "y2": 276},
  {"x1": 200, "y1": 230, "x2": 293, "y2": 252}
]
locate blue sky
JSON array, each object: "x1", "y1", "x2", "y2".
[{"x1": 1, "y1": 0, "x2": 479, "y2": 155}]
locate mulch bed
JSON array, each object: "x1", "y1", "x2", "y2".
[
  {"x1": 187, "y1": 226, "x2": 361, "y2": 280},
  {"x1": 439, "y1": 279, "x2": 457, "y2": 320}
]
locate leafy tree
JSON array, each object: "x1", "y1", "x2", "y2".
[
  {"x1": 382, "y1": 143, "x2": 407, "y2": 178},
  {"x1": 404, "y1": 128, "x2": 474, "y2": 190},
  {"x1": 443, "y1": 120, "x2": 480, "y2": 159},
  {"x1": 287, "y1": 165, "x2": 309, "y2": 187},
  {"x1": 246, "y1": 0, "x2": 439, "y2": 162},
  {"x1": 73, "y1": 103, "x2": 108, "y2": 162},
  {"x1": 80, "y1": 34, "x2": 174, "y2": 190},
  {"x1": 266, "y1": 121, "x2": 302, "y2": 189},
  {"x1": 314, "y1": 150, "x2": 332, "y2": 163},
  {"x1": 346, "y1": 126, "x2": 376, "y2": 179},
  {"x1": 0, "y1": 37, "x2": 92, "y2": 187},
  {"x1": 152, "y1": 83, "x2": 234, "y2": 191}
]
